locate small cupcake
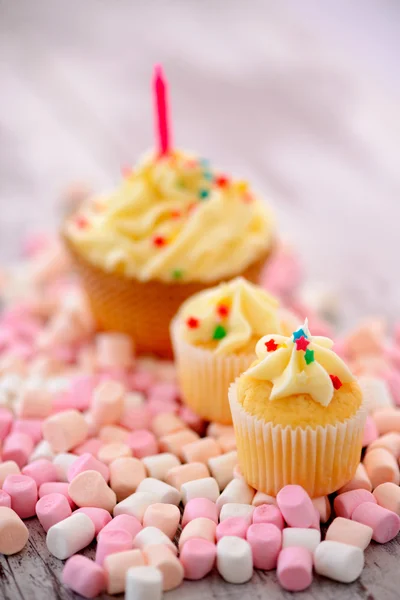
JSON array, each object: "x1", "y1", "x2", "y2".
[
  {"x1": 63, "y1": 151, "x2": 275, "y2": 357},
  {"x1": 229, "y1": 320, "x2": 366, "y2": 497},
  {"x1": 171, "y1": 277, "x2": 294, "y2": 424}
]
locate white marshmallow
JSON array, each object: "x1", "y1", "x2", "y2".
[
  {"x1": 136, "y1": 478, "x2": 181, "y2": 506},
  {"x1": 46, "y1": 513, "x2": 95, "y2": 560},
  {"x1": 217, "y1": 536, "x2": 253, "y2": 584},
  {"x1": 181, "y1": 477, "x2": 219, "y2": 506},
  {"x1": 126, "y1": 565, "x2": 162, "y2": 600},
  {"x1": 52, "y1": 453, "x2": 79, "y2": 482},
  {"x1": 219, "y1": 503, "x2": 255, "y2": 524},
  {"x1": 252, "y1": 491, "x2": 277, "y2": 507},
  {"x1": 282, "y1": 528, "x2": 321, "y2": 552},
  {"x1": 208, "y1": 451, "x2": 237, "y2": 490},
  {"x1": 359, "y1": 376, "x2": 394, "y2": 413},
  {"x1": 142, "y1": 454, "x2": 180, "y2": 482},
  {"x1": 113, "y1": 492, "x2": 159, "y2": 522},
  {"x1": 216, "y1": 478, "x2": 255, "y2": 511},
  {"x1": 314, "y1": 541, "x2": 364, "y2": 583},
  {"x1": 29, "y1": 440, "x2": 55, "y2": 463},
  {"x1": 133, "y1": 526, "x2": 176, "y2": 554}
]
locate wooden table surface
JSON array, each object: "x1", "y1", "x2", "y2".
[{"x1": 1, "y1": 0, "x2": 400, "y2": 598}]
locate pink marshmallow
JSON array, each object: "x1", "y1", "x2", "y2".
[
  {"x1": 178, "y1": 406, "x2": 205, "y2": 435},
  {"x1": 73, "y1": 437, "x2": 103, "y2": 457},
  {"x1": 352, "y1": 501, "x2": 400, "y2": 543},
  {"x1": 148, "y1": 383, "x2": 178, "y2": 404},
  {"x1": 63, "y1": 555, "x2": 106, "y2": 598},
  {"x1": 130, "y1": 370, "x2": 154, "y2": 393},
  {"x1": 12, "y1": 419, "x2": 43, "y2": 444},
  {"x1": 75, "y1": 508, "x2": 112, "y2": 536},
  {"x1": 182, "y1": 498, "x2": 218, "y2": 527},
  {"x1": 333, "y1": 489, "x2": 377, "y2": 519},
  {"x1": 0, "y1": 408, "x2": 13, "y2": 441},
  {"x1": 384, "y1": 370, "x2": 400, "y2": 406},
  {"x1": 143, "y1": 503, "x2": 180, "y2": 540},
  {"x1": 119, "y1": 406, "x2": 151, "y2": 431},
  {"x1": 180, "y1": 538, "x2": 216, "y2": 580},
  {"x1": 99, "y1": 514, "x2": 142, "y2": 540},
  {"x1": 42, "y1": 409, "x2": 89, "y2": 452},
  {"x1": 0, "y1": 489, "x2": 11, "y2": 508},
  {"x1": 276, "y1": 485, "x2": 315, "y2": 528},
  {"x1": 3, "y1": 474, "x2": 38, "y2": 518},
  {"x1": 67, "y1": 452, "x2": 110, "y2": 483},
  {"x1": 246, "y1": 523, "x2": 282, "y2": 570},
  {"x1": 35, "y1": 492, "x2": 72, "y2": 531},
  {"x1": 22, "y1": 459, "x2": 59, "y2": 487},
  {"x1": 2, "y1": 432, "x2": 34, "y2": 468},
  {"x1": 95, "y1": 528, "x2": 133, "y2": 566},
  {"x1": 216, "y1": 517, "x2": 248, "y2": 541},
  {"x1": 362, "y1": 416, "x2": 379, "y2": 447},
  {"x1": 148, "y1": 399, "x2": 178, "y2": 417},
  {"x1": 39, "y1": 482, "x2": 75, "y2": 509},
  {"x1": 277, "y1": 547, "x2": 313, "y2": 592},
  {"x1": 127, "y1": 430, "x2": 158, "y2": 459},
  {"x1": 67, "y1": 375, "x2": 99, "y2": 411},
  {"x1": 252, "y1": 504, "x2": 284, "y2": 530}
]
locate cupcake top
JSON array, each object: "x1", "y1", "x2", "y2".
[
  {"x1": 175, "y1": 277, "x2": 282, "y2": 355},
  {"x1": 65, "y1": 150, "x2": 274, "y2": 283},
  {"x1": 237, "y1": 320, "x2": 363, "y2": 427}
]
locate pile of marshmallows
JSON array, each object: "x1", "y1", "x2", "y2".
[{"x1": 1, "y1": 236, "x2": 400, "y2": 598}]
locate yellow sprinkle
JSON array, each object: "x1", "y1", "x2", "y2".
[{"x1": 236, "y1": 180, "x2": 249, "y2": 193}]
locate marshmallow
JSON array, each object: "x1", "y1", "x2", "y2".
[
  {"x1": 11, "y1": 418, "x2": 42, "y2": 445},
  {"x1": 68, "y1": 470, "x2": 117, "y2": 512},
  {"x1": 276, "y1": 485, "x2": 315, "y2": 527},
  {"x1": 99, "y1": 514, "x2": 142, "y2": 540},
  {"x1": 165, "y1": 462, "x2": 209, "y2": 490},
  {"x1": 359, "y1": 376, "x2": 393, "y2": 413},
  {"x1": 125, "y1": 565, "x2": 162, "y2": 600},
  {"x1": 282, "y1": 527, "x2": 321, "y2": 552},
  {"x1": 3, "y1": 474, "x2": 38, "y2": 518},
  {"x1": 314, "y1": 540, "x2": 364, "y2": 583},
  {"x1": 326, "y1": 517, "x2": 372, "y2": 549},
  {"x1": 91, "y1": 380, "x2": 124, "y2": 426},
  {"x1": 0, "y1": 461, "x2": 20, "y2": 486},
  {"x1": 29, "y1": 440, "x2": 55, "y2": 463},
  {"x1": 67, "y1": 452, "x2": 109, "y2": 482},
  {"x1": 216, "y1": 536, "x2": 253, "y2": 584},
  {"x1": 368, "y1": 432, "x2": 400, "y2": 458},
  {"x1": 39, "y1": 482, "x2": 74, "y2": 508},
  {"x1": 373, "y1": 482, "x2": 400, "y2": 515},
  {"x1": 207, "y1": 423, "x2": 234, "y2": 438},
  {"x1": 180, "y1": 538, "x2": 216, "y2": 580},
  {"x1": 363, "y1": 416, "x2": 379, "y2": 447},
  {"x1": 0, "y1": 407, "x2": 13, "y2": 440},
  {"x1": 0, "y1": 506, "x2": 29, "y2": 554},
  {"x1": 277, "y1": 547, "x2": 313, "y2": 592},
  {"x1": 18, "y1": 384, "x2": 52, "y2": 419},
  {"x1": 0, "y1": 490, "x2": 11, "y2": 508},
  {"x1": 97, "y1": 442, "x2": 133, "y2": 465},
  {"x1": 372, "y1": 408, "x2": 400, "y2": 435},
  {"x1": 252, "y1": 504, "x2": 283, "y2": 529},
  {"x1": 74, "y1": 437, "x2": 103, "y2": 457},
  {"x1": 134, "y1": 526, "x2": 176, "y2": 554},
  {"x1": 127, "y1": 430, "x2": 158, "y2": 459},
  {"x1": 338, "y1": 463, "x2": 372, "y2": 493},
  {"x1": 114, "y1": 492, "x2": 159, "y2": 522},
  {"x1": 181, "y1": 437, "x2": 221, "y2": 464},
  {"x1": 334, "y1": 489, "x2": 377, "y2": 519},
  {"x1": 52, "y1": 453, "x2": 78, "y2": 482},
  {"x1": 352, "y1": 501, "x2": 400, "y2": 543},
  {"x1": 75, "y1": 507, "x2": 112, "y2": 536},
  {"x1": 182, "y1": 498, "x2": 218, "y2": 527},
  {"x1": 104, "y1": 549, "x2": 146, "y2": 595},
  {"x1": 136, "y1": 478, "x2": 181, "y2": 506},
  {"x1": 95, "y1": 528, "x2": 133, "y2": 566},
  {"x1": 219, "y1": 503, "x2": 255, "y2": 525},
  {"x1": 99, "y1": 424, "x2": 129, "y2": 443},
  {"x1": 144, "y1": 545, "x2": 184, "y2": 591},
  {"x1": 252, "y1": 491, "x2": 277, "y2": 507},
  {"x1": 46, "y1": 512, "x2": 95, "y2": 559},
  {"x1": 143, "y1": 503, "x2": 180, "y2": 539},
  {"x1": 21, "y1": 459, "x2": 58, "y2": 488},
  {"x1": 159, "y1": 429, "x2": 199, "y2": 459},
  {"x1": 110, "y1": 457, "x2": 146, "y2": 501},
  {"x1": 142, "y1": 453, "x2": 180, "y2": 482},
  {"x1": 364, "y1": 447, "x2": 400, "y2": 488},
  {"x1": 247, "y1": 523, "x2": 282, "y2": 570},
  {"x1": 216, "y1": 478, "x2": 255, "y2": 511},
  {"x1": 96, "y1": 333, "x2": 133, "y2": 369},
  {"x1": 208, "y1": 451, "x2": 238, "y2": 490},
  {"x1": 216, "y1": 517, "x2": 248, "y2": 541},
  {"x1": 42, "y1": 409, "x2": 88, "y2": 452},
  {"x1": 181, "y1": 477, "x2": 220, "y2": 506},
  {"x1": 179, "y1": 517, "x2": 216, "y2": 550},
  {"x1": 2, "y1": 432, "x2": 34, "y2": 468},
  {"x1": 62, "y1": 555, "x2": 106, "y2": 599},
  {"x1": 36, "y1": 492, "x2": 72, "y2": 532},
  {"x1": 151, "y1": 413, "x2": 186, "y2": 438}
]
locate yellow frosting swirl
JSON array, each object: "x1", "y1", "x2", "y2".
[
  {"x1": 65, "y1": 150, "x2": 274, "y2": 283},
  {"x1": 177, "y1": 277, "x2": 281, "y2": 355},
  {"x1": 246, "y1": 320, "x2": 355, "y2": 406}
]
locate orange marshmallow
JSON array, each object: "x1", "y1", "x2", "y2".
[
  {"x1": 338, "y1": 464, "x2": 372, "y2": 493},
  {"x1": 159, "y1": 430, "x2": 199, "y2": 459},
  {"x1": 109, "y1": 457, "x2": 146, "y2": 501},
  {"x1": 373, "y1": 482, "x2": 400, "y2": 515},
  {"x1": 372, "y1": 408, "x2": 400, "y2": 435},
  {"x1": 104, "y1": 549, "x2": 145, "y2": 595},
  {"x1": 0, "y1": 461, "x2": 20, "y2": 487},
  {"x1": 165, "y1": 462, "x2": 210, "y2": 491},
  {"x1": 18, "y1": 384, "x2": 52, "y2": 419},
  {"x1": 0, "y1": 507, "x2": 29, "y2": 555},
  {"x1": 207, "y1": 424, "x2": 234, "y2": 438},
  {"x1": 181, "y1": 437, "x2": 221, "y2": 465},
  {"x1": 368, "y1": 433, "x2": 400, "y2": 459},
  {"x1": 143, "y1": 503, "x2": 181, "y2": 539},
  {"x1": 151, "y1": 413, "x2": 186, "y2": 438},
  {"x1": 91, "y1": 380, "x2": 125, "y2": 426},
  {"x1": 42, "y1": 409, "x2": 89, "y2": 452},
  {"x1": 68, "y1": 470, "x2": 117, "y2": 512},
  {"x1": 208, "y1": 451, "x2": 238, "y2": 491},
  {"x1": 95, "y1": 333, "x2": 134, "y2": 370},
  {"x1": 326, "y1": 517, "x2": 373, "y2": 550},
  {"x1": 144, "y1": 544, "x2": 184, "y2": 591},
  {"x1": 252, "y1": 491, "x2": 277, "y2": 507},
  {"x1": 97, "y1": 442, "x2": 132, "y2": 465},
  {"x1": 364, "y1": 448, "x2": 400, "y2": 488},
  {"x1": 179, "y1": 517, "x2": 216, "y2": 550},
  {"x1": 98, "y1": 425, "x2": 129, "y2": 444},
  {"x1": 218, "y1": 434, "x2": 237, "y2": 453}
]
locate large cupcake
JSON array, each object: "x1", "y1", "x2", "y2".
[
  {"x1": 63, "y1": 150, "x2": 275, "y2": 357},
  {"x1": 229, "y1": 320, "x2": 366, "y2": 497},
  {"x1": 171, "y1": 277, "x2": 295, "y2": 424}
]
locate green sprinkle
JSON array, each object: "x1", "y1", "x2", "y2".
[
  {"x1": 198, "y1": 189, "x2": 210, "y2": 200},
  {"x1": 203, "y1": 171, "x2": 213, "y2": 180},
  {"x1": 304, "y1": 348, "x2": 315, "y2": 365},
  {"x1": 172, "y1": 269, "x2": 184, "y2": 280},
  {"x1": 213, "y1": 324, "x2": 227, "y2": 340}
]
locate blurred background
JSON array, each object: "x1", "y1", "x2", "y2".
[{"x1": 1, "y1": 0, "x2": 399, "y2": 326}]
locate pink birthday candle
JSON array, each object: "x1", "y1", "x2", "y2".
[{"x1": 153, "y1": 64, "x2": 171, "y2": 156}]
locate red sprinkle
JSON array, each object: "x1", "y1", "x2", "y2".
[
  {"x1": 265, "y1": 339, "x2": 278, "y2": 352},
  {"x1": 215, "y1": 175, "x2": 229, "y2": 187},
  {"x1": 330, "y1": 375, "x2": 343, "y2": 390},
  {"x1": 75, "y1": 216, "x2": 88, "y2": 229},
  {"x1": 186, "y1": 317, "x2": 200, "y2": 329},
  {"x1": 153, "y1": 235, "x2": 167, "y2": 247},
  {"x1": 295, "y1": 336, "x2": 310, "y2": 352},
  {"x1": 170, "y1": 210, "x2": 182, "y2": 219},
  {"x1": 217, "y1": 304, "x2": 230, "y2": 318}
]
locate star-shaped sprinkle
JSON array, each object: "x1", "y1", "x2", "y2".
[
  {"x1": 217, "y1": 304, "x2": 230, "y2": 318},
  {"x1": 153, "y1": 235, "x2": 167, "y2": 247},
  {"x1": 265, "y1": 339, "x2": 278, "y2": 352},
  {"x1": 293, "y1": 328, "x2": 306, "y2": 341},
  {"x1": 304, "y1": 348, "x2": 315, "y2": 365},
  {"x1": 186, "y1": 317, "x2": 199, "y2": 329},
  {"x1": 295, "y1": 336, "x2": 310, "y2": 351},
  {"x1": 75, "y1": 216, "x2": 88, "y2": 229},
  {"x1": 236, "y1": 180, "x2": 249, "y2": 193},
  {"x1": 172, "y1": 269, "x2": 183, "y2": 280},
  {"x1": 213, "y1": 324, "x2": 227, "y2": 340},
  {"x1": 198, "y1": 189, "x2": 210, "y2": 200},
  {"x1": 330, "y1": 375, "x2": 342, "y2": 390},
  {"x1": 215, "y1": 175, "x2": 229, "y2": 187}
]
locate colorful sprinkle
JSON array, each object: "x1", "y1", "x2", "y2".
[
  {"x1": 295, "y1": 336, "x2": 310, "y2": 352},
  {"x1": 265, "y1": 339, "x2": 278, "y2": 352},
  {"x1": 153, "y1": 235, "x2": 167, "y2": 247},
  {"x1": 172, "y1": 268, "x2": 183, "y2": 280},
  {"x1": 330, "y1": 375, "x2": 343, "y2": 390},
  {"x1": 293, "y1": 328, "x2": 306, "y2": 341},
  {"x1": 213, "y1": 324, "x2": 227, "y2": 340},
  {"x1": 203, "y1": 172, "x2": 213, "y2": 181},
  {"x1": 215, "y1": 175, "x2": 229, "y2": 187},
  {"x1": 304, "y1": 348, "x2": 315, "y2": 365},
  {"x1": 186, "y1": 317, "x2": 200, "y2": 329},
  {"x1": 217, "y1": 304, "x2": 230, "y2": 318},
  {"x1": 242, "y1": 191, "x2": 254, "y2": 203},
  {"x1": 199, "y1": 158, "x2": 210, "y2": 168},
  {"x1": 170, "y1": 210, "x2": 182, "y2": 219},
  {"x1": 236, "y1": 180, "x2": 249, "y2": 193},
  {"x1": 198, "y1": 189, "x2": 210, "y2": 200},
  {"x1": 75, "y1": 216, "x2": 88, "y2": 229}
]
